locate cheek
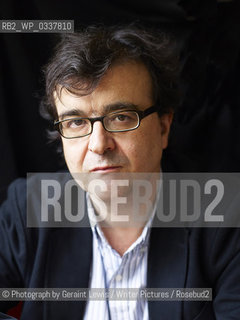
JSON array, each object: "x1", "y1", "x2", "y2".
[
  {"x1": 128, "y1": 127, "x2": 163, "y2": 169},
  {"x1": 123, "y1": 143, "x2": 139, "y2": 162},
  {"x1": 62, "y1": 140, "x2": 87, "y2": 171}
]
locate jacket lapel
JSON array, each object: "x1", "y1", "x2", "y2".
[
  {"x1": 147, "y1": 227, "x2": 189, "y2": 320},
  {"x1": 44, "y1": 193, "x2": 93, "y2": 319}
]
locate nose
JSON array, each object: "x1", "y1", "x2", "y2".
[{"x1": 88, "y1": 121, "x2": 115, "y2": 154}]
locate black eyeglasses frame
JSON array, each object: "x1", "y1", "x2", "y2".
[{"x1": 54, "y1": 105, "x2": 159, "y2": 139}]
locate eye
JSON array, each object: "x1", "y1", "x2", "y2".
[
  {"x1": 115, "y1": 114, "x2": 130, "y2": 121},
  {"x1": 110, "y1": 112, "x2": 136, "y2": 122},
  {"x1": 64, "y1": 118, "x2": 88, "y2": 129}
]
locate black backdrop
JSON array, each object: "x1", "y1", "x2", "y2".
[{"x1": 0, "y1": 0, "x2": 240, "y2": 203}]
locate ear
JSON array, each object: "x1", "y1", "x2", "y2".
[{"x1": 159, "y1": 112, "x2": 174, "y2": 149}]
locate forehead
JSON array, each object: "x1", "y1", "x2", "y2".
[{"x1": 54, "y1": 60, "x2": 153, "y2": 116}]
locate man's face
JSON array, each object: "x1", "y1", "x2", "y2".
[{"x1": 55, "y1": 61, "x2": 172, "y2": 175}]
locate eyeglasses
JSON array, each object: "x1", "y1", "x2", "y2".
[{"x1": 54, "y1": 105, "x2": 158, "y2": 139}]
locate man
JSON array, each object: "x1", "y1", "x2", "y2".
[{"x1": 0, "y1": 25, "x2": 240, "y2": 320}]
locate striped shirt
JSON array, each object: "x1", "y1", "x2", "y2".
[{"x1": 83, "y1": 194, "x2": 154, "y2": 320}]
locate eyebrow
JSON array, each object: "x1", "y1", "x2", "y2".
[{"x1": 57, "y1": 102, "x2": 141, "y2": 120}]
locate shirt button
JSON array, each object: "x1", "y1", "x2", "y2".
[{"x1": 115, "y1": 274, "x2": 122, "y2": 281}]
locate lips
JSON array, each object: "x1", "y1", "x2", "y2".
[{"x1": 90, "y1": 166, "x2": 122, "y2": 172}]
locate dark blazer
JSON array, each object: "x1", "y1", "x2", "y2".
[{"x1": 0, "y1": 178, "x2": 240, "y2": 319}]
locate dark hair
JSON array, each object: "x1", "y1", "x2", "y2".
[{"x1": 40, "y1": 24, "x2": 180, "y2": 144}]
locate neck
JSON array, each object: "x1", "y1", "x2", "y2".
[
  {"x1": 88, "y1": 173, "x2": 159, "y2": 255},
  {"x1": 100, "y1": 225, "x2": 144, "y2": 256},
  {"x1": 89, "y1": 176, "x2": 159, "y2": 228}
]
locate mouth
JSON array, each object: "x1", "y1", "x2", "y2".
[{"x1": 90, "y1": 166, "x2": 122, "y2": 173}]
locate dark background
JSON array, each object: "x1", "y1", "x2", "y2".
[{"x1": 0, "y1": 0, "x2": 240, "y2": 204}]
